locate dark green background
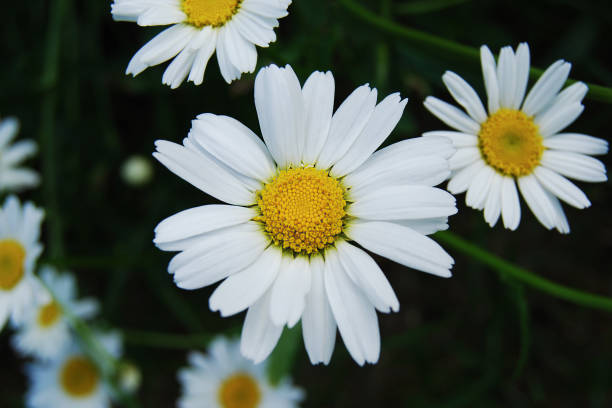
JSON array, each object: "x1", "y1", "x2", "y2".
[{"x1": 1, "y1": 0, "x2": 611, "y2": 406}]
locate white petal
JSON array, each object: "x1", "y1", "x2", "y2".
[
  {"x1": 242, "y1": 0, "x2": 290, "y2": 18},
  {"x1": 240, "y1": 288, "x2": 283, "y2": 364},
  {"x1": 517, "y1": 175, "x2": 556, "y2": 230},
  {"x1": 447, "y1": 159, "x2": 485, "y2": 194},
  {"x1": 336, "y1": 240, "x2": 399, "y2": 314},
  {"x1": 533, "y1": 166, "x2": 590, "y2": 209},
  {"x1": 496, "y1": 46, "x2": 517, "y2": 109},
  {"x1": 2, "y1": 140, "x2": 37, "y2": 166},
  {"x1": 483, "y1": 172, "x2": 503, "y2": 227},
  {"x1": 422, "y1": 130, "x2": 477, "y2": 147},
  {"x1": 500, "y1": 176, "x2": 521, "y2": 230},
  {"x1": 521, "y1": 60, "x2": 571, "y2": 116},
  {"x1": 543, "y1": 133, "x2": 608, "y2": 155},
  {"x1": 219, "y1": 22, "x2": 257, "y2": 75},
  {"x1": 545, "y1": 190, "x2": 570, "y2": 234},
  {"x1": 216, "y1": 28, "x2": 243, "y2": 83},
  {"x1": 137, "y1": 6, "x2": 185, "y2": 26},
  {"x1": 535, "y1": 102, "x2": 584, "y2": 137},
  {"x1": 345, "y1": 221, "x2": 453, "y2": 278},
  {"x1": 301, "y1": 255, "x2": 336, "y2": 365},
  {"x1": 466, "y1": 165, "x2": 495, "y2": 210},
  {"x1": 480, "y1": 45, "x2": 500, "y2": 114},
  {"x1": 231, "y1": 10, "x2": 276, "y2": 47},
  {"x1": 162, "y1": 43, "x2": 197, "y2": 89},
  {"x1": 512, "y1": 43, "x2": 530, "y2": 109},
  {"x1": 449, "y1": 147, "x2": 480, "y2": 171},
  {"x1": 442, "y1": 71, "x2": 487, "y2": 123},
  {"x1": 209, "y1": 245, "x2": 282, "y2": 317},
  {"x1": 324, "y1": 249, "x2": 380, "y2": 366},
  {"x1": 393, "y1": 217, "x2": 449, "y2": 235},
  {"x1": 0, "y1": 169, "x2": 40, "y2": 191},
  {"x1": 541, "y1": 150, "x2": 607, "y2": 182},
  {"x1": 0, "y1": 117, "x2": 19, "y2": 149},
  {"x1": 269, "y1": 255, "x2": 310, "y2": 328},
  {"x1": 331, "y1": 94, "x2": 408, "y2": 177},
  {"x1": 187, "y1": 27, "x2": 218, "y2": 85},
  {"x1": 301, "y1": 71, "x2": 335, "y2": 165},
  {"x1": 423, "y1": 96, "x2": 480, "y2": 134}
]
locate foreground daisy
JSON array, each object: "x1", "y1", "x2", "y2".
[
  {"x1": 26, "y1": 331, "x2": 122, "y2": 408},
  {"x1": 111, "y1": 0, "x2": 291, "y2": 88},
  {"x1": 0, "y1": 195, "x2": 44, "y2": 330},
  {"x1": 178, "y1": 337, "x2": 303, "y2": 408},
  {"x1": 0, "y1": 117, "x2": 40, "y2": 192},
  {"x1": 424, "y1": 43, "x2": 608, "y2": 232},
  {"x1": 13, "y1": 266, "x2": 99, "y2": 360},
  {"x1": 153, "y1": 65, "x2": 457, "y2": 365}
]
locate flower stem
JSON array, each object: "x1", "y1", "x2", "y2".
[{"x1": 435, "y1": 231, "x2": 612, "y2": 312}]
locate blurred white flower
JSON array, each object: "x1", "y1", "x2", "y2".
[
  {"x1": 0, "y1": 117, "x2": 40, "y2": 192},
  {"x1": 121, "y1": 155, "x2": 154, "y2": 186}
]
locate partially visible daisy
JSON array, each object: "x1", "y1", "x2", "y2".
[
  {"x1": 111, "y1": 0, "x2": 291, "y2": 88},
  {"x1": 13, "y1": 266, "x2": 100, "y2": 360},
  {"x1": 424, "y1": 43, "x2": 608, "y2": 233},
  {"x1": 0, "y1": 117, "x2": 40, "y2": 192},
  {"x1": 0, "y1": 195, "x2": 44, "y2": 330},
  {"x1": 178, "y1": 337, "x2": 303, "y2": 408},
  {"x1": 26, "y1": 331, "x2": 122, "y2": 408},
  {"x1": 153, "y1": 64, "x2": 456, "y2": 365}
]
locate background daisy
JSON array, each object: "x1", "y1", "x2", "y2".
[
  {"x1": 0, "y1": 117, "x2": 40, "y2": 192},
  {"x1": 178, "y1": 337, "x2": 303, "y2": 408},
  {"x1": 111, "y1": 0, "x2": 291, "y2": 88},
  {"x1": 424, "y1": 43, "x2": 608, "y2": 233},
  {"x1": 13, "y1": 266, "x2": 100, "y2": 360},
  {"x1": 153, "y1": 64, "x2": 456, "y2": 365}
]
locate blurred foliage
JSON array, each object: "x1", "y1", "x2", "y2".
[{"x1": 1, "y1": 0, "x2": 612, "y2": 406}]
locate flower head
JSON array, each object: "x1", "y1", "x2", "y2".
[
  {"x1": 153, "y1": 65, "x2": 456, "y2": 365},
  {"x1": 0, "y1": 117, "x2": 40, "y2": 192},
  {"x1": 424, "y1": 43, "x2": 608, "y2": 232},
  {"x1": 111, "y1": 0, "x2": 291, "y2": 88}
]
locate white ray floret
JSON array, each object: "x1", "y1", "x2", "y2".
[
  {"x1": 424, "y1": 43, "x2": 608, "y2": 233},
  {"x1": 153, "y1": 64, "x2": 457, "y2": 366},
  {"x1": 0, "y1": 117, "x2": 40, "y2": 192}
]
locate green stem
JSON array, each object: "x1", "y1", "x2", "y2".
[
  {"x1": 435, "y1": 231, "x2": 612, "y2": 312},
  {"x1": 338, "y1": 0, "x2": 612, "y2": 103}
]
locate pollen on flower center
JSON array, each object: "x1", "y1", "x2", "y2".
[
  {"x1": 218, "y1": 373, "x2": 261, "y2": 408},
  {"x1": 38, "y1": 301, "x2": 61, "y2": 327},
  {"x1": 478, "y1": 108, "x2": 544, "y2": 177},
  {"x1": 0, "y1": 239, "x2": 26, "y2": 291},
  {"x1": 255, "y1": 167, "x2": 346, "y2": 255},
  {"x1": 182, "y1": 0, "x2": 242, "y2": 28},
  {"x1": 60, "y1": 356, "x2": 99, "y2": 397}
]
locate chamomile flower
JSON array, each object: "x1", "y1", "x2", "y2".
[
  {"x1": 178, "y1": 337, "x2": 304, "y2": 408},
  {"x1": 0, "y1": 117, "x2": 40, "y2": 192},
  {"x1": 13, "y1": 266, "x2": 100, "y2": 360},
  {"x1": 111, "y1": 0, "x2": 291, "y2": 88},
  {"x1": 153, "y1": 65, "x2": 457, "y2": 365},
  {"x1": 0, "y1": 195, "x2": 44, "y2": 330},
  {"x1": 26, "y1": 331, "x2": 122, "y2": 408},
  {"x1": 424, "y1": 43, "x2": 608, "y2": 232}
]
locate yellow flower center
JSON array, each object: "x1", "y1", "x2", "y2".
[
  {"x1": 218, "y1": 373, "x2": 261, "y2": 408},
  {"x1": 255, "y1": 167, "x2": 346, "y2": 255},
  {"x1": 478, "y1": 109, "x2": 544, "y2": 177},
  {"x1": 182, "y1": 0, "x2": 242, "y2": 28},
  {"x1": 0, "y1": 239, "x2": 26, "y2": 291},
  {"x1": 60, "y1": 356, "x2": 99, "y2": 398},
  {"x1": 37, "y1": 301, "x2": 62, "y2": 327}
]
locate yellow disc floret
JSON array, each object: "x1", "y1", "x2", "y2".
[
  {"x1": 182, "y1": 0, "x2": 242, "y2": 28},
  {"x1": 255, "y1": 167, "x2": 346, "y2": 254},
  {"x1": 0, "y1": 239, "x2": 26, "y2": 291},
  {"x1": 218, "y1": 373, "x2": 261, "y2": 408},
  {"x1": 478, "y1": 109, "x2": 544, "y2": 177},
  {"x1": 60, "y1": 356, "x2": 99, "y2": 397},
  {"x1": 37, "y1": 301, "x2": 62, "y2": 327}
]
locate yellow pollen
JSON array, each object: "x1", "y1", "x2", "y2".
[
  {"x1": 59, "y1": 356, "x2": 99, "y2": 397},
  {"x1": 218, "y1": 373, "x2": 261, "y2": 408},
  {"x1": 37, "y1": 301, "x2": 62, "y2": 328},
  {"x1": 255, "y1": 167, "x2": 346, "y2": 255},
  {"x1": 182, "y1": 0, "x2": 242, "y2": 28},
  {"x1": 478, "y1": 108, "x2": 544, "y2": 177},
  {"x1": 0, "y1": 239, "x2": 26, "y2": 291}
]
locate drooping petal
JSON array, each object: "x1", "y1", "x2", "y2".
[
  {"x1": 240, "y1": 288, "x2": 283, "y2": 364},
  {"x1": 517, "y1": 174, "x2": 556, "y2": 230},
  {"x1": 269, "y1": 255, "x2": 311, "y2": 328},
  {"x1": 500, "y1": 176, "x2": 521, "y2": 231},
  {"x1": 533, "y1": 166, "x2": 590, "y2": 209}
]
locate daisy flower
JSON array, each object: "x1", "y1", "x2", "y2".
[
  {"x1": 111, "y1": 0, "x2": 291, "y2": 88},
  {"x1": 0, "y1": 117, "x2": 40, "y2": 192},
  {"x1": 13, "y1": 266, "x2": 100, "y2": 360},
  {"x1": 153, "y1": 64, "x2": 457, "y2": 365},
  {"x1": 178, "y1": 337, "x2": 304, "y2": 408},
  {"x1": 0, "y1": 195, "x2": 44, "y2": 330},
  {"x1": 26, "y1": 331, "x2": 122, "y2": 408},
  {"x1": 424, "y1": 43, "x2": 608, "y2": 232}
]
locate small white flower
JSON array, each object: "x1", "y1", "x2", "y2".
[
  {"x1": 178, "y1": 337, "x2": 303, "y2": 408},
  {"x1": 111, "y1": 0, "x2": 291, "y2": 88},
  {"x1": 0, "y1": 117, "x2": 40, "y2": 192},
  {"x1": 424, "y1": 43, "x2": 608, "y2": 233},
  {"x1": 13, "y1": 266, "x2": 99, "y2": 360},
  {"x1": 154, "y1": 65, "x2": 456, "y2": 365},
  {"x1": 26, "y1": 331, "x2": 122, "y2": 408},
  {"x1": 0, "y1": 195, "x2": 45, "y2": 330}
]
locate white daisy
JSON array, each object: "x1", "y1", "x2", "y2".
[
  {"x1": 111, "y1": 0, "x2": 291, "y2": 88},
  {"x1": 0, "y1": 195, "x2": 45, "y2": 330},
  {"x1": 13, "y1": 266, "x2": 100, "y2": 360},
  {"x1": 0, "y1": 117, "x2": 40, "y2": 192},
  {"x1": 153, "y1": 64, "x2": 457, "y2": 366},
  {"x1": 26, "y1": 331, "x2": 122, "y2": 408},
  {"x1": 424, "y1": 43, "x2": 609, "y2": 233},
  {"x1": 178, "y1": 336, "x2": 304, "y2": 408}
]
